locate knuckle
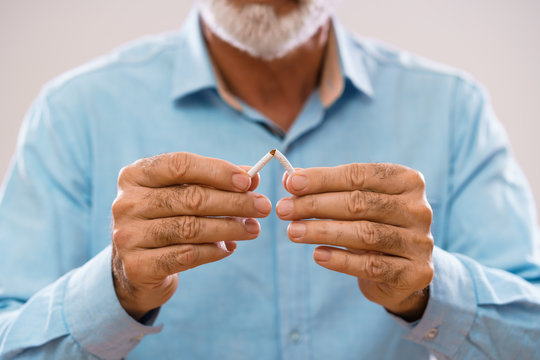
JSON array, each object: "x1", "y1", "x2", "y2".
[
  {"x1": 303, "y1": 194, "x2": 318, "y2": 213},
  {"x1": 365, "y1": 255, "x2": 385, "y2": 279},
  {"x1": 419, "y1": 233, "x2": 435, "y2": 254},
  {"x1": 138, "y1": 155, "x2": 161, "y2": 178},
  {"x1": 111, "y1": 198, "x2": 124, "y2": 217},
  {"x1": 180, "y1": 185, "x2": 205, "y2": 211},
  {"x1": 169, "y1": 152, "x2": 191, "y2": 180},
  {"x1": 346, "y1": 163, "x2": 365, "y2": 189},
  {"x1": 414, "y1": 261, "x2": 434, "y2": 290},
  {"x1": 155, "y1": 251, "x2": 178, "y2": 275},
  {"x1": 358, "y1": 222, "x2": 401, "y2": 251},
  {"x1": 309, "y1": 194, "x2": 318, "y2": 211},
  {"x1": 378, "y1": 226, "x2": 403, "y2": 252},
  {"x1": 368, "y1": 192, "x2": 394, "y2": 212},
  {"x1": 117, "y1": 165, "x2": 133, "y2": 186},
  {"x1": 421, "y1": 202, "x2": 433, "y2": 224},
  {"x1": 176, "y1": 216, "x2": 201, "y2": 242},
  {"x1": 112, "y1": 228, "x2": 133, "y2": 249},
  {"x1": 411, "y1": 202, "x2": 433, "y2": 227},
  {"x1": 408, "y1": 169, "x2": 426, "y2": 191},
  {"x1": 347, "y1": 190, "x2": 365, "y2": 216},
  {"x1": 149, "y1": 216, "x2": 201, "y2": 247},
  {"x1": 112, "y1": 194, "x2": 137, "y2": 217},
  {"x1": 358, "y1": 222, "x2": 377, "y2": 246},
  {"x1": 319, "y1": 221, "x2": 331, "y2": 238},
  {"x1": 373, "y1": 163, "x2": 398, "y2": 180},
  {"x1": 151, "y1": 189, "x2": 174, "y2": 211},
  {"x1": 425, "y1": 260, "x2": 435, "y2": 284},
  {"x1": 426, "y1": 233, "x2": 434, "y2": 250},
  {"x1": 153, "y1": 185, "x2": 205, "y2": 212},
  {"x1": 230, "y1": 192, "x2": 246, "y2": 211},
  {"x1": 365, "y1": 256, "x2": 403, "y2": 285},
  {"x1": 341, "y1": 252, "x2": 353, "y2": 272},
  {"x1": 177, "y1": 245, "x2": 199, "y2": 267}
]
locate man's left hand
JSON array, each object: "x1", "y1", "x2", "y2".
[{"x1": 276, "y1": 163, "x2": 434, "y2": 322}]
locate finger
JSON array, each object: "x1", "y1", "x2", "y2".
[
  {"x1": 312, "y1": 246, "x2": 409, "y2": 285},
  {"x1": 240, "y1": 165, "x2": 260, "y2": 191},
  {"x1": 137, "y1": 217, "x2": 260, "y2": 248},
  {"x1": 282, "y1": 168, "x2": 303, "y2": 193},
  {"x1": 129, "y1": 242, "x2": 235, "y2": 279},
  {"x1": 287, "y1": 220, "x2": 412, "y2": 258},
  {"x1": 137, "y1": 185, "x2": 272, "y2": 219},
  {"x1": 119, "y1": 152, "x2": 253, "y2": 192},
  {"x1": 276, "y1": 191, "x2": 409, "y2": 226},
  {"x1": 284, "y1": 163, "x2": 425, "y2": 196}
]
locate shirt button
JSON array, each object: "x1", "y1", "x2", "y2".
[
  {"x1": 424, "y1": 328, "x2": 438, "y2": 340},
  {"x1": 289, "y1": 330, "x2": 301, "y2": 343}
]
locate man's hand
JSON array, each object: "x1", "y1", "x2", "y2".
[
  {"x1": 276, "y1": 163, "x2": 434, "y2": 322},
  {"x1": 111, "y1": 152, "x2": 272, "y2": 320}
]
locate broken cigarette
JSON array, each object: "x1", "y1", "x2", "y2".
[
  {"x1": 247, "y1": 149, "x2": 295, "y2": 177},
  {"x1": 273, "y1": 149, "x2": 295, "y2": 175},
  {"x1": 247, "y1": 150, "x2": 274, "y2": 177}
]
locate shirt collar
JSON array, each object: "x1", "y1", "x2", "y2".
[
  {"x1": 171, "y1": 10, "x2": 374, "y2": 108},
  {"x1": 170, "y1": 10, "x2": 222, "y2": 102},
  {"x1": 331, "y1": 19, "x2": 375, "y2": 100}
]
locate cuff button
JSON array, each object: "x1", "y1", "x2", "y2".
[{"x1": 424, "y1": 327, "x2": 438, "y2": 340}]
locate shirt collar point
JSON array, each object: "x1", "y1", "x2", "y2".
[
  {"x1": 170, "y1": 10, "x2": 218, "y2": 102},
  {"x1": 332, "y1": 19, "x2": 375, "y2": 99}
]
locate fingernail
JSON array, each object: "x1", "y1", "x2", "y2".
[
  {"x1": 243, "y1": 218, "x2": 260, "y2": 234},
  {"x1": 290, "y1": 174, "x2": 307, "y2": 191},
  {"x1": 276, "y1": 199, "x2": 293, "y2": 217},
  {"x1": 314, "y1": 248, "x2": 331, "y2": 262},
  {"x1": 254, "y1": 195, "x2": 271, "y2": 214},
  {"x1": 232, "y1": 173, "x2": 250, "y2": 191},
  {"x1": 288, "y1": 222, "x2": 306, "y2": 239},
  {"x1": 225, "y1": 241, "x2": 237, "y2": 252}
]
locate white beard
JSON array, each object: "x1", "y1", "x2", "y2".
[{"x1": 196, "y1": 0, "x2": 339, "y2": 61}]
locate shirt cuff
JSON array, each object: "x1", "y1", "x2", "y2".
[
  {"x1": 63, "y1": 245, "x2": 163, "y2": 360},
  {"x1": 390, "y1": 246, "x2": 477, "y2": 358}
]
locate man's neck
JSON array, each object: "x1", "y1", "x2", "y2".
[{"x1": 201, "y1": 19, "x2": 330, "y2": 132}]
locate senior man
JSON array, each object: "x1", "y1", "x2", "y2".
[{"x1": 1, "y1": 0, "x2": 539, "y2": 359}]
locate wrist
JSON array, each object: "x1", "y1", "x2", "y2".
[
  {"x1": 111, "y1": 256, "x2": 147, "y2": 320},
  {"x1": 386, "y1": 286, "x2": 430, "y2": 322}
]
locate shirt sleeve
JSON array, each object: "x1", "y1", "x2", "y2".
[
  {"x1": 0, "y1": 87, "x2": 162, "y2": 360},
  {"x1": 392, "y1": 77, "x2": 540, "y2": 358}
]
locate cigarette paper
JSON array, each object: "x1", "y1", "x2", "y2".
[
  {"x1": 247, "y1": 151, "x2": 274, "y2": 177},
  {"x1": 273, "y1": 150, "x2": 295, "y2": 175},
  {"x1": 247, "y1": 149, "x2": 296, "y2": 178}
]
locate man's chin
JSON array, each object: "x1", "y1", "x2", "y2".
[
  {"x1": 227, "y1": 0, "x2": 302, "y2": 16},
  {"x1": 197, "y1": 0, "x2": 337, "y2": 60}
]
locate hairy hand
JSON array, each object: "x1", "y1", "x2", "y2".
[
  {"x1": 111, "y1": 152, "x2": 272, "y2": 319},
  {"x1": 276, "y1": 163, "x2": 434, "y2": 321}
]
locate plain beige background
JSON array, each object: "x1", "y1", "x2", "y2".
[{"x1": 1, "y1": 0, "x2": 539, "y2": 222}]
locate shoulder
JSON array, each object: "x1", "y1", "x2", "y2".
[
  {"x1": 343, "y1": 29, "x2": 488, "y2": 100},
  {"x1": 40, "y1": 31, "x2": 184, "y2": 105}
]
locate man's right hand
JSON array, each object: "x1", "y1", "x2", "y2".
[{"x1": 111, "y1": 152, "x2": 271, "y2": 320}]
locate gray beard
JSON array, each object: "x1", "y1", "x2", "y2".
[{"x1": 196, "y1": 0, "x2": 339, "y2": 60}]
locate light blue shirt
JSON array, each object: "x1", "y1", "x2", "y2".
[{"x1": 1, "y1": 10, "x2": 540, "y2": 360}]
